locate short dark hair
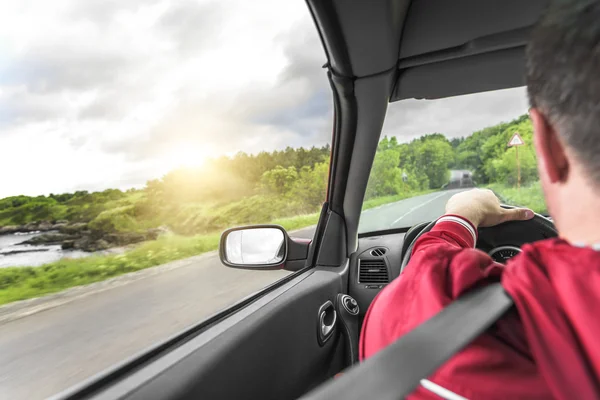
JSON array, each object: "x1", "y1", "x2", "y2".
[{"x1": 526, "y1": 0, "x2": 600, "y2": 181}]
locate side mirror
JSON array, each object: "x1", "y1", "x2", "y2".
[{"x1": 219, "y1": 225, "x2": 310, "y2": 271}]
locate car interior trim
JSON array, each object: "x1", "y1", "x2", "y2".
[
  {"x1": 398, "y1": 0, "x2": 548, "y2": 59},
  {"x1": 358, "y1": 226, "x2": 411, "y2": 238},
  {"x1": 342, "y1": 72, "x2": 396, "y2": 254},
  {"x1": 393, "y1": 46, "x2": 527, "y2": 101},
  {"x1": 83, "y1": 269, "x2": 343, "y2": 400},
  {"x1": 488, "y1": 245, "x2": 522, "y2": 257},
  {"x1": 397, "y1": 26, "x2": 532, "y2": 69}
]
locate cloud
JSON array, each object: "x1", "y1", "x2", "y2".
[
  {"x1": 0, "y1": 0, "x2": 530, "y2": 198},
  {"x1": 157, "y1": 0, "x2": 223, "y2": 55},
  {"x1": 234, "y1": 19, "x2": 332, "y2": 146},
  {"x1": 67, "y1": 0, "x2": 161, "y2": 25},
  {"x1": 99, "y1": 15, "x2": 331, "y2": 162},
  {"x1": 383, "y1": 87, "x2": 529, "y2": 142}
]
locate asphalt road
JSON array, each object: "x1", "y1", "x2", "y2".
[
  {"x1": 359, "y1": 188, "x2": 467, "y2": 232},
  {"x1": 0, "y1": 189, "x2": 466, "y2": 399}
]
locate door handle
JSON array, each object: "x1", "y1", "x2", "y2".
[
  {"x1": 320, "y1": 310, "x2": 337, "y2": 337},
  {"x1": 317, "y1": 301, "x2": 337, "y2": 345}
]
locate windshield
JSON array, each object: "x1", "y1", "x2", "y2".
[{"x1": 358, "y1": 87, "x2": 547, "y2": 234}]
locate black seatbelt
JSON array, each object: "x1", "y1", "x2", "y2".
[{"x1": 300, "y1": 283, "x2": 513, "y2": 400}]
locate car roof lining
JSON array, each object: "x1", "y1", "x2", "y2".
[
  {"x1": 393, "y1": 46, "x2": 526, "y2": 100},
  {"x1": 309, "y1": 0, "x2": 549, "y2": 100},
  {"x1": 393, "y1": 0, "x2": 549, "y2": 100},
  {"x1": 398, "y1": 0, "x2": 547, "y2": 60}
]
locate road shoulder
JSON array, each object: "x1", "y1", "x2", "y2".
[
  {"x1": 0, "y1": 251, "x2": 217, "y2": 325},
  {"x1": 0, "y1": 224, "x2": 317, "y2": 325}
]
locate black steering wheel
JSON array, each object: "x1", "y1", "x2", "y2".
[{"x1": 400, "y1": 206, "x2": 558, "y2": 274}]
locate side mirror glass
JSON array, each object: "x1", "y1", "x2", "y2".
[{"x1": 221, "y1": 226, "x2": 286, "y2": 268}]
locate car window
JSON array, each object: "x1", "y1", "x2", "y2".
[
  {"x1": 0, "y1": 1, "x2": 330, "y2": 398},
  {"x1": 359, "y1": 87, "x2": 547, "y2": 234}
]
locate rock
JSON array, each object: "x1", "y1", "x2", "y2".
[
  {"x1": 0, "y1": 220, "x2": 63, "y2": 235},
  {"x1": 61, "y1": 240, "x2": 75, "y2": 250},
  {"x1": 21, "y1": 233, "x2": 77, "y2": 245},
  {"x1": 55, "y1": 220, "x2": 68, "y2": 224},
  {"x1": 0, "y1": 226, "x2": 19, "y2": 235},
  {"x1": 105, "y1": 232, "x2": 147, "y2": 246},
  {"x1": 51, "y1": 223, "x2": 68, "y2": 230},
  {"x1": 72, "y1": 237, "x2": 91, "y2": 251},
  {"x1": 70, "y1": 237, "x2": 113, "y2": 252},
  {"x1": 93, "y1": 239, "x2": 111, "y2": 251},
  {"x1": 146, "y1": 229, "x2": 161, "y2": 240},
  {"x1": 38, "y1": 221, "x2": 53, "y2": 231},
  {"x1": 23, "y1": 222, "x2": 39, "y2": 232},
  {"x1": 59, "y1": 223, "x2": 88, "y2": 235},
  {"x1": 5, "y1": 220, "x2": 163, "y2": 252},
  {"x1": 1, "y1": 248, "x2": 50, "y2": 255}
]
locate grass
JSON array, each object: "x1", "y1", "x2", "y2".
[
  {"x1": 487, "y1": 181, "x2": 548, "y2": 214},
  {"x1": 0, "y1": 211, "x2": 324, "y2": 306},
  {"x1": 0, "y1": 234, "x2": 220, "y2": 305},
  {"x1": 272, "y1": 213, "x2": 320, "y2": 231},
  {"x1": 0, "y1": 189, "x2": 434, "y2": 306}
]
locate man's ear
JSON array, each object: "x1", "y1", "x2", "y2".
[{"x1": 530, "y1": 108, "x2": 569, "y2": 183}]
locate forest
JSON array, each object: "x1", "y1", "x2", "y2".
[
  {"x1": 0, "y1": 114, "x2": 545, "y2": 304},
  {"x1": 0, "y1": 114, "x2": 543, "y2": 237}
]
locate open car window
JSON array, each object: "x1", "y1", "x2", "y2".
[
  {"x1": 358, "y1": 86, "x2": 548, "y2": 234},
  {"x1": 0, "y1": 2, "x2": 330, "y2": 398}
]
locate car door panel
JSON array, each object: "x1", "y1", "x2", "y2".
[{"x1": 64, "y1": 267, "x2": 347, "y2": 400}]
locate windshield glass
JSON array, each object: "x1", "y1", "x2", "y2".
[{"x1": 358, "y1": 87, "x2": 547, "y2": 234}]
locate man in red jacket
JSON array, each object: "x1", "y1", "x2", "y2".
[{"x1": 360, "y1": 1, "x2": 600, "y2": 399}]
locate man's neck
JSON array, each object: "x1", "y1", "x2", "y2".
[{"x1": 553, "y1": 184, "x2": 600, "y2": 245}]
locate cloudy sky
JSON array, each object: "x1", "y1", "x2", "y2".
[{"x1": 0, "y1": 0, "x2": 528, "y2": 198}]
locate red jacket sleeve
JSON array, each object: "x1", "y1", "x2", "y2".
[{"x1": 359, "y1": 217, "x2": 548, "y2": 399}]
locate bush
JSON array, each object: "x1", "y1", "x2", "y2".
[
  {"x1": 365, "y1": 149, "x2": 403, "y2": 199},
  {"x1": 88, "y1": 206, "x2": 141, "y2": 233},
  {"x1": 0, "y1": 210, "x2": 329, "y2": 305},
  {"x1": 0, "y1": 233, "x2": 221, "y2": 305},
  {"x1": 488, "y1": 181, "x2": 547, "y2": 214}
]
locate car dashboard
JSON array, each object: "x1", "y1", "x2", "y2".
[{"x1": 350, "y1": 219, "x2": 556, "y2": 316}]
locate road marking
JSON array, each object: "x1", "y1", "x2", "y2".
[{"x1": 391, "y1": 192, "x2": 449, "y2": 226}]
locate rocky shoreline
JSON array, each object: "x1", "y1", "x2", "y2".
[
  {"x1": 0, "y1": 220, "x2": 69, "y2": 235},
  {"x1": 0, "y1": 221, "x2": 166, "y2": 252}
]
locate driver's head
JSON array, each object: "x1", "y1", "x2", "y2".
[{"x1": 526, "y1": 0, "x2": 600, "y2": 236}]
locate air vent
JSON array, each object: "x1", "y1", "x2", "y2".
[
  {"x1": 370, "y1": 247, "x2": 387, "y2": 257},
  {"x1": 358, "y1": 259, "x2": 389, "y2": 284}
]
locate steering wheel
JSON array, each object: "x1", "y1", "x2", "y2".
[{"x1": 400, "y1": 206, "x2": 558, "y2": 274}]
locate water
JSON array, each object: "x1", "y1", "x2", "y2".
[{"x1": 0, "y1": 232, "x2": 90, "y2": 268}]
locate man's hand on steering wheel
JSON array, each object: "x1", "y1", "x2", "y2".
[{"x1": 446, "y1": 189, "x2": 535, "y2": 228}]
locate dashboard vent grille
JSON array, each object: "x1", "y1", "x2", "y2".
[
  {"x1": 370, "y1": 247, "x2": 387, "y2": 257},
  {"x1": 359, "y1": 259, "x2": 389, "y2": 283}
]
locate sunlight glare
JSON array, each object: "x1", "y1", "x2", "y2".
[{"x1": 164, "y1": 143, "x2": 209, "y2": 170}]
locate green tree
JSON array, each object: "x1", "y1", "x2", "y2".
[
  {"x1": 414, "y1": 137, "x2": 454, "y2": 188},
  {"x1": 489, "y1": 146, "x2": 538, "y2": 186},
  {"x1": 260, "y1": 166, "x2": 298, "y2": 195},
  {"x1": 289, "y1": 162, "x2": 329, "y2": 211},
  {"x1": 365, "y1": 149, "x2": 402, "y2": 199}
]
